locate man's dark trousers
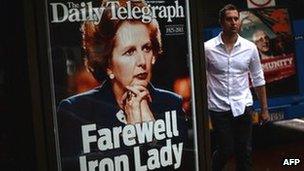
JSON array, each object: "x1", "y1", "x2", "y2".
[{"x1": 210, "y1": 106, "x2": 253, "y2": 171}]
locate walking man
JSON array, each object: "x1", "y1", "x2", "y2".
[{"x1": 204, "y1": 4, "x2": 270, "y2": 171}]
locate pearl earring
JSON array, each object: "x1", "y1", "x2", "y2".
[
  {"x1": 152, "y1": 57, "x2": 155, "y2": 64},
  {"x1": 109, "y1": 73, "x2": 115, "y2": 79}
]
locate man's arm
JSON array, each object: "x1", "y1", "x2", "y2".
[
  {"x1": 249, "y1": 44, "x2": 270, "y2": 123},
  {"x1": 254, "y1": 85, "x2": 270, "y2": 123}
]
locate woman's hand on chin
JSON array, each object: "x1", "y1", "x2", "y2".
[
  {"x1": 140, "y1": 100, "x2": 155, "y2": 122},
  {"x1": 121, "y1": 85, "x2": 154, "y2": 124}
]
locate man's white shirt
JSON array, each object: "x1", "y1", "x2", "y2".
[{"x1": 204, "y1": 32, "x2": 265, "y2": 117}]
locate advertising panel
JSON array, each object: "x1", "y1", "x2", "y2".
[
  {"x1": 240, "y1": 8, "x2": 298, "y2": 97},
  {"x1": 47, "y1": 0, "x2": 199, "y2": 170}
]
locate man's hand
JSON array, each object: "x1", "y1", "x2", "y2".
[
  {"x1": 254, "y1": 85, "x2": 270, "y2": 125},
  {"x1": 259, "y1": 109, "x2": 270, "y2": 125}
]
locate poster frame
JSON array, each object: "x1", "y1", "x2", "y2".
[{"x1": 24, "y1": 0, "x2": 211, "y2": 170}]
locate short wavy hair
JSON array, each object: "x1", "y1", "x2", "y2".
[
  {"x1": 81, "y1": 0, "x2": 162, "y2": 82},
  {"x1": 219, "y1": 4, "x2": 239, "y2": 23}
]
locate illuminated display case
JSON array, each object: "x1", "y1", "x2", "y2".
[{"x1": 25, "y1": 0, "x2": 210, "y2": 170}]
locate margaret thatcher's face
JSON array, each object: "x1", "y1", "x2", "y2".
[
  {"x1": 254, "y1": 31, "x2": 270, "y2": 53},
  {"x1": 108, "y1": 22, "x2": 155, "y2": 89}
]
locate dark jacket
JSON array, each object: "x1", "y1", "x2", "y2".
[{"x1": 57, "y1": 80, "x2": 189, "y2": 171}]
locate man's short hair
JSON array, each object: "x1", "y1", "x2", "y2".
[{"x1": 219, "y1": 4, "x2": 239, "y2": 22}]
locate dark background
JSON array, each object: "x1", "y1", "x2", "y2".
[{"x1": 0, "y1": 0, "x2": 36, "y2": 170}]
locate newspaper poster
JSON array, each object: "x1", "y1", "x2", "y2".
[
  {"x1": 240, "y1": 8, "x2": 298, "y2": 96},
  {"x1": 47, "y1": 0, "x2": 197, "y2": 170}
]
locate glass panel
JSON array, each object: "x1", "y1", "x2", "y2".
[{"x1": 47, "y1": 0, "x2": 200, "y2": 170}]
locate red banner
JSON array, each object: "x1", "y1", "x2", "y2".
[{"x1": 261, "y1": 53, "x2": 296, "y2": 83}]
